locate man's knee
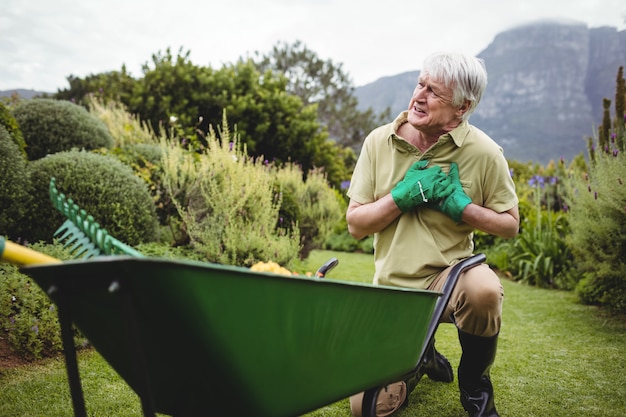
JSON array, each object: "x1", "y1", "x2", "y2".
[{"x1": 454, "y1": 265, "x2": 503, "y2": 336}]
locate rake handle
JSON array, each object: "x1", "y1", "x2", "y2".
[{"x1": 0, "y1": 236, "x2": 62, "y2": 266}]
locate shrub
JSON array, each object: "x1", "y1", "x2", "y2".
[
  {"x1": 0, "y1": 242, "x2": 86, "y2": 360},
  {"x1": 564, "y1": 150, "x2": 626, "y2": 313},
  {"x1": 25, "y1": 150, "x2": 159, "y2": 246},
  {"x1": 563, "y1": 68, "x2": 626, "y2": 314},
  {"x1": 273, "y1": 165, "x2": 345, "y2": 259},
  {"x1": 0, "y1": 101, "x2": 26, "y2": 157},
  {"x1": 87, "y1": 95, "x2": 155, "y2": 148},
  {"x1": 12, "y1": 98, "x2": 114, "y2": 160},
  {"x1": 161, "y1": 119, "x2": 301, "y2": 268},
  {"x1": 0, "y1": 126, "x2": 32, "y2": 240},
  {"x1": 88, "y1": 97, "x2": 179, "y2": 239}
]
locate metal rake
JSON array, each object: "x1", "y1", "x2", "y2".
[{"x1": 49, "y1": 178, "x2": 144, "y2": 259}]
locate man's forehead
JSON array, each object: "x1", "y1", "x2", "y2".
[{"x1": 418, "y1": 73, "x2": 449, "y2": 90}]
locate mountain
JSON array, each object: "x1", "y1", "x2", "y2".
[
  {"x1": 355, "y1": 20, "x2": 626, "y2": 164},
  {"x1": 0, "y1": 89, "x2": 49, "y2": 99}
]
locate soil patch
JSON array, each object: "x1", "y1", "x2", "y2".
[{"x1": 0, "y1": 336, "x2": 29, "y2": 370}]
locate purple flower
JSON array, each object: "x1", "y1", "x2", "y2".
[
  {"x1": 528, "y1": 175, "x2": 545, "y2": 188},
  {"x1": 340, "y1": 180, "x2": 351, "y2": 190}
]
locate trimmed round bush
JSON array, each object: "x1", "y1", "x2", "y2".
[
  {"x1": 26, "y1": 150, "x2": 159, "y2": 246},
  {"x1": 12, "y1": 98, "x2": 114, "y2": 160},
  {"x1": 0, "y1": 126, "x2": 32, "y2": 239}
]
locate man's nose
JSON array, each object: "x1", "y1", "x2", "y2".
[{"x1": 413, "y1": 86, "x2": 427, "y2": 100}]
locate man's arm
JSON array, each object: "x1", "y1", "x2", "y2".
[
  {"x1": 347, "y1": 198, "x2": 520, "y2": 241},
  {"x1": 346, "y1": 196, "x2": 401, "y2": 240},
  {"x1": 461, "y1": 204, "x2": 520, "y2": 239}
]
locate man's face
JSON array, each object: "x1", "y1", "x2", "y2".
[{"x1": 406, "y1": 74, "x2": 464, "y2": 135}]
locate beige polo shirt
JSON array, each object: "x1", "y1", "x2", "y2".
[{"x1": 347, "y1": 111, "x2": 518, "y2": 289}]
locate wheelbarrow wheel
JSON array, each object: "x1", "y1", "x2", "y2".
[{"x1": 351, "y1": 382, "x2": 407, "y2": 417}]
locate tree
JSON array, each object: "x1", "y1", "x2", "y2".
[
  {"x1": 56, "y1": 66, "x2": 136, "y2": 106},
  {"x1": 251, "y1": 40, "x2": 390, "y2": 152}
]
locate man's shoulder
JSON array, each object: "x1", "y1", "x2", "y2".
[{"x1": 465, "y1": 123, "x2": 505, "y2": 154}]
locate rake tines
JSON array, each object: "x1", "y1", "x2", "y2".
[{"x1": 49, "y1": 178, "x2": 144, "y2": 259}]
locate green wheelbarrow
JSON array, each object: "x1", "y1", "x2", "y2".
[{"x1": 17, "y1": 253, "x2": 485, "y2": 417}]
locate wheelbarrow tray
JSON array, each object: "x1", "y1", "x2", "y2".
[{"x1": 22, "y1": 256, "x2": 439, "y2": 417}]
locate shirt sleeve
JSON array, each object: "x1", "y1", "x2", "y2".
[
  {"x1": 346, "y1": 135, "x2": 376, "y2": 204},
  {"x1": 483, "y1": 152, "x2": 519, "y2": 213}
]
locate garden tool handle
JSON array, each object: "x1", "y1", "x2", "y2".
[{"x1": 0, "y1": 236, "x2": 62, "y2": 266}]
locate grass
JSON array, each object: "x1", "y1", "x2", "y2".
[{"x1": 1, "y1": 250, "x2": 625, "y2": 416}]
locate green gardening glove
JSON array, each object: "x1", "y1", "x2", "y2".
[
  {"x1": 431, "y1": 163, "x2": 472, "y2": 222},
  {"x1": 391, "y1": 160, "x2": 452, "y2": 212}
]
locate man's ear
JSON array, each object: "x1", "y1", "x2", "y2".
[{"x1": 457, "y1": 100, "x2": 472, "y2": 116}]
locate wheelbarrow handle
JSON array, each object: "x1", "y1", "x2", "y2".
[
  {"x1": 420, "y1": 253, "x2": 486, "y2": 360},
  {"x1": 315, "y1": 257, "x2": 339, "y2": 278}
]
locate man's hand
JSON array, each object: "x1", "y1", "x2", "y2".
[
  {"x1": 430, "y1": 163, "x2": 472, "y2": 222},
  {"x1": 391, "y1": 160, "x2": 452, "y2": 212}
]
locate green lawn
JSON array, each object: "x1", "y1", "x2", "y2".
[{"x1": 1, "y1": 250, "x2": 624, "y2": 416}]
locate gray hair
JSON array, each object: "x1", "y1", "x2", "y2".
[{"x1": 421, "y1": 52, "x2": 488, "y2": 121}]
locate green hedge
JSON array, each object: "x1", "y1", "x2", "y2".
[{"x1": 25, "y1": 150, "x2": 159, "y2": 246}]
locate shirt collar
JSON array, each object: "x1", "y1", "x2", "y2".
[
  {"x1": 445, "y1": 120, "x2": 471, "y2": 147},
  {"x1": 390, "y1": 111, "x2": 471, "y2": 148}
]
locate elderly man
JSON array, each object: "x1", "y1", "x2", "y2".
[{"x1": 346, "y1": 52, "x2": 519, "y2": 417}]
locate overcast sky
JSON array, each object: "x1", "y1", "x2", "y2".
[{"x1": 1, "y1": 0, "x2": 625, "y2": 92}]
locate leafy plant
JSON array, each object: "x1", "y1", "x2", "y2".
[
  {"x1": 501, "y1": 173, "x2": 574, "y2": 289},
  {"x1": 161, "y1": 116, "x2": 301, "y2": 267},
  {"x1": 0, "y1": 243, "x2": 86, "y2": 360},
  {"x1": 272, "y1": 164, "x2": 345, "y2": 258},
  {"x1": 563, "y1": 67, "x2": 626, "y2": 314}
]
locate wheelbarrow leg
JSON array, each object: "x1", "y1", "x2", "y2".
[{"x1": 53, "y1": 285, "x2": 88, "y2": 417}]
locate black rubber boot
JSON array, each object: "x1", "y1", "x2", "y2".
[
  {"x1": 422, "y1": 339, "x2": 454, "y2": 383},
  {"x1": 457, "y1": 330, "x2": 500, "y2": 417}
]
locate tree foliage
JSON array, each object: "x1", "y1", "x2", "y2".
[
  {"x1": 251, "y1": 40, "x2": 390, "y2": 152},
  {"x1": 54, "y1": 46, "x2": 354, "y2": 188}
]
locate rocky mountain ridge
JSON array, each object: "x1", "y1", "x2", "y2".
[{"x1": 355, "y1": 20, "x2": 626, "y2": 163}]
